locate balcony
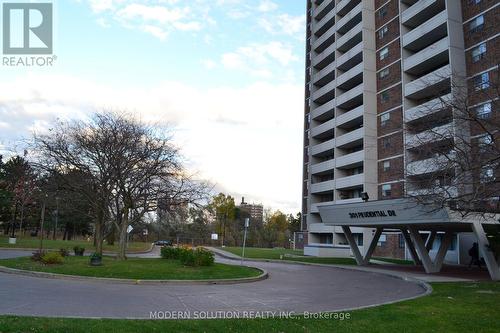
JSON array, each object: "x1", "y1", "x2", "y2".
[
  {"x1": 337, "y1": 21, "x2": 362, "y2": 52},
  {"x1": 405, "y1": 93, "x2": 452, "y2": 122},
  {"x1": 313, "y1": 60, "x2": 336, "y2": 87},
  {"x1": 336, "y1": 41, "x2": 363, "y2": 72},
  {"x1": 405, "y1": 64, "x2": 451, "y2": 99},
  {"x1": 404, "y1": 37, "x2": 449, "y2": 75},
  {"x1": 402, "y1": 0, "x2": 446, "y2": 29},
  {"x1": 336, "y1": 127, "x2": 364, "y2": 148},
  {"x1": 405, "y1": 122, "x2": 453, "y2": 148},
  {"x1": 336, "y1": 83, "x2": 363, "y2": 109},
  {"x1": 312, "y1": 43, "x2": 336, "y2": 70},
  {"x1": 311, "y1": 138, "x2": 336, "y2": 156},
  {"x1": 311, "y1": 99, "x2": 335, "y2": 121},
  {"x1": 336, "y1": 150, "x2": 364, "y2": 169},
  {"x1": 402, "y1": 10, "x2": 447, "y2": 52},
  {"x1": 311, "y1": 158, "x2": 336, "y2": 175},
  {"x1": 407, "y1": 186, "x2": 458, "y2": 198},
  {"x1": 313, "y1": 23, "x2": 336, "y2": 53},
  {"x1": 311, "y1": 118, "x2": 335, "y2": 138},
  {"x1": 336, "y1": 105, "x2": 363, "y2": 128},
  {"x1": 311, "y1": 179, "x2": 336, "y2": 194},
  {"x1": 314, "y1": 0, "x2": 335, "y2": 21},
  {"x1": 336, "y1": 2, "x2": 362, "y2": 34},
  {"x1": 335, "y1": 197, "x2": 363, "y2": 205},
  {"x1": 406, "y1": 153, "x2": 454, "y2": 176},
  {"x1": 335, "y1": 173, "x2": 364, "y2": 190},
  {"x1": 314, "y1": 6, "x2": 336, "y2": 37},
  {"x1": 337, "y1": 0, "x2": 361, "y2": 17},
  {"x1": 312, "y1": 79, "x2": 336, "y2": 104},
  {"x1": 336, "y1": 61, "x2": 363, "y2": 90}
]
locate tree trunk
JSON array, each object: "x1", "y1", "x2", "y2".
[
  {"x1": 94, "y1": 208, "x2": 104, "y2": 255},
  {"x1": 117, "y1": 207, "x2": 129, "y2": 260}
]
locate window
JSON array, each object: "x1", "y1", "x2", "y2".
[
  {"x1": 356, "y1": 234, "x2": 364, "y2": 246},
  {"x1": 382, "y1": 184, "x2": 392, "y2": 197},
  {"x1": 480, "y1": 167, "x2": 495, "y2": 183},
  {"x1": 478, "y1": 134, "x2": 494, "y2": 152},
  {"x1": 469, "y1": 15, "x2": 484, "y2": 33},
  {"x1": 381, "y1": 113, "x2": 390, "y2": 127},
  {"x1": 379, "y1": 47, "x2": 389, "y2": 60},
  {"x1": 476, "y1": 102, "x2": 492, "y2": 119},
  {"x1": 378, "y1": 5, "x2": 388, "y2": 19},
  {"x1": 469, "y1": 0, "x2": 481, "y2": 5},
  {"x1": 378, "y1": 26, "x2": 388, "y2": 39},
  {"x1": 474, "y1": 72, "x2": 489, "y2": 91},
  {"x1": 471, "y1": 43, "x2": 487, "y2": 63},
  {"x1": 398, "y1": 234, "x2": 405, "y2": 249},
  {"x1": 379, "y1": 68, "x2": 389, "y2": 79},
  {"x1": 383, "y1": 160, "x2": 391, "y2": 172},
  {"x1": 382, "y1": 137, "x2": 391, "y2": 148},
  {"x1": 380, "y1": 91, "x2": 390, "y2": 103}
]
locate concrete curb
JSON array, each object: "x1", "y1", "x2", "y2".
[
  {"x1": 0, "y1": 264, "x2": 268, "y2": 286},
  {"x1": 0, "y1": 243, "x2": 155, "y2": 256}
]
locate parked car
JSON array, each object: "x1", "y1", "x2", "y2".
[{"x1": 154, "y1": 240, "x2": 173, "y2": 247}]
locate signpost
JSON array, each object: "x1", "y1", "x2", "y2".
[
  {"x1": 126, "y1": 225, "x2": 133, "y2": 249},
  {"x1": 241, "y1": 218, "x2": 249, "y2": 266}
]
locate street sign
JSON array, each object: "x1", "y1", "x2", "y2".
[
  {"x1": 244, "y1": 218, "x2": 250, "y2": 228},
  {"x1": 127, "y1": 225, "x2": 133, "y2": 234},
  {"x1": 211, "y1": 233, "x2": 218, "y2": 240}
]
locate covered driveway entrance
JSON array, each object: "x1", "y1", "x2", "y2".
[{"x1": 318, "y1": 199, "x2": 500, "y2": 281}]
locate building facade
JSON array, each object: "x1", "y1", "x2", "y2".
[
  {"x1": 302, "y1": 0, "x2": 499, "y2": 258},
  {"x1": 238, "y1": 198, "x2": 264, "y2": 224}
]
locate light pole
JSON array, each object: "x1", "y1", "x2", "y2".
[
  {"x1": 241, "y1": 218, "x2": 249, "y2": 266},
  {"x1": 39, "y1": 194, "x2": 48, "y2": 253},
  {"x1": 53, "y1": 196, "x2": 59, "y2": 240}
]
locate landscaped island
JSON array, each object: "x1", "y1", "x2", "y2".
[{"x1": 0, "y1": 256, "x2": 262, "y2": 280}]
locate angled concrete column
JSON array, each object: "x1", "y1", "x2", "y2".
[
  {"x1": 426, "y1": 231, "x2": 437, "y2": 251},
  {"x1": 408, "y1": 226, "x2": 440, "y2": 273},
  {"x1": 401, "y1": 228, "x2": 422, "y2": 266},
  {"x1": 342, "y1": 226, "x2": 382, "y2": 266},
  {"x1": 471, "y1": 222, "x2": 500, "y2": 281},
  {"x1": 342, "y1": 226, "x2": 365, "y2": 265},
  {"x1": 433, "y1": 231, "x2": 453, "y2": 273}
]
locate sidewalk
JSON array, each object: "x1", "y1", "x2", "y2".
[{"x1": 207, "y1": 247, "x2": 489, "y2": 283}]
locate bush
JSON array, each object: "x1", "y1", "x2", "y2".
[
  {"x1": 31, "y1": 250, "x2": 47, "y2": 262},
  {"x1": 193, "y1": 248, "x2": 214, "y2": 266},
  {"x1": 73, "y1": 246, "x2": 85, "y2": 256},
  {"x1": 161, "y1": 246, "x2": 214, "y2": 266},
  {"x1": 161, "y1": 246, "x2": 182, "y2": 260},
  {"x1": 41, "y1": 252, "x2": 64, "y2": 265},
  {"x1": 59, "y1": 248, "x2": 70, "y2": 257}
]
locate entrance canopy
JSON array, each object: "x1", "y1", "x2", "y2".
[
  {"x1": 317, "y1": 198, "x2": 500, "y2": 280},
  {"x1": 318, "y1": 198, "x2": 499, "y2": 231}
]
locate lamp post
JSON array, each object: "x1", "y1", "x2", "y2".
[
  {"x1": 39, "y1": 194, "x2": 48, "y2": 253},
  {"x1": 241, "y1": 218, "x2": 249, "y2": 266},
  {"x1": 53, "y1": 196, "x2": 59, "y2": 240}
]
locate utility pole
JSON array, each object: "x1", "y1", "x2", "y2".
[
  {"x1": 241, "y1": 218, "x2": 249, "y2": 266},
  {"x1": 39, "y1": 195, "x2": 47, "y2": 253},
  {"x1": 53, "y1": 196, "x2": 59, "y2": 240}
]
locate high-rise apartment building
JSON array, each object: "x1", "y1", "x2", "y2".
[{"x1": 302, "y1": 0, "x2": 499, "y2": 258}]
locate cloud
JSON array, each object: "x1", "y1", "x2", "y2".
[
  {"x1": 257, "y1": 0, "x2": 278, "y2": 12},
  {"x1": 220, "y1": 41, "x2": 298, "y2": 78},
  {"x1": 258, "y1": 14, "x2": 306, "y2": 40},
  {"x1": 0, "y1": 74, "x2": 304, "y2": 213}
]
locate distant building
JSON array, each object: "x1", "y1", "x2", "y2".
[{"x1": 238, "y1": 197, "x2": 264, "y2": 224}]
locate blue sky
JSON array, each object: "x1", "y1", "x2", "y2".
[{"x1": 0, "y1": 0, "x2": 306, "y2": 212}]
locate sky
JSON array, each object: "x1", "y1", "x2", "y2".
[{"x1": 0, "y1": 0, "x2": 306, "y2": 213}]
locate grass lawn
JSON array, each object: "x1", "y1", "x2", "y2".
[
  {"x1": 0, "y1": 235, "x2": 151, "y2": 253},
  {"x1": 0, "y1": 256, "x2": 262, "y2": 280},
  {"x1": 220, "y1": 247, "x2": 357, "y2": 265},
  {"x1": 0, "y1": 282, "x2": 499, "y2": 332}
]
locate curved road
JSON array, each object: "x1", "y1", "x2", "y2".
[{"x1": 0, "y1": 248, "x2": 427, "y2": 319}]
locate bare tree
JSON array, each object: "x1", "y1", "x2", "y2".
[{"x1": 405, "y1": 68, "x2": 499, "y2": 217}]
